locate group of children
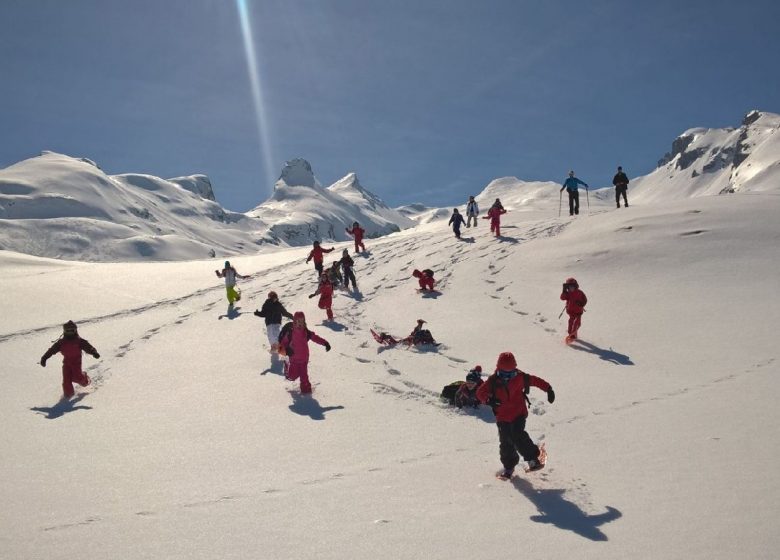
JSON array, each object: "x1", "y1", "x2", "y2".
[
  {"x1": 38, "y1": 210, "x2": 588, "y2": 477},
  {"x1": 448, "y1": 198, "x2": 507, "y2": 239}
]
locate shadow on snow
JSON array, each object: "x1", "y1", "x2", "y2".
[
  {"x1": 30, "y1": 394, "x2": 92, "y2": 419},
  {"x1": 569, "y1": 340, "x2": 635, "y2": 365},
  {"x1": 218, "y1": 305, "x2": 242, "y2": 320},
  {"x1": 288, "y1": 392, "x2": 344, "y2": 420},
  {"x1": 511, "y1": 477, "x2": 623, "y2": 541}
]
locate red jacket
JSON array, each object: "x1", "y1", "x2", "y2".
[
  {"x1": 561, "y1": 288, "x2": 587, "y2": 315},
  {"x1": 476, "y1": 370, "x2": 551, "y2": 422},
  {"x1": 307, "y1": 246, "x2": 334, "y2": 264},
  {"x1": 346, "y1": 226, "x2": 365, "y2": 242},
  {"x1": 485, "y1": 206, "x2": 506, "y2": 224},
  {"x1": 314, "y1": 279, "x2": 334, "y2": 308},
  {"x1": 41, "y1": 336, "x2": 98, "y2": 370}
]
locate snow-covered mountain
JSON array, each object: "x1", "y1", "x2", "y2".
[
  {"x1": 246, "y1": 158, "x2": 414, "y2": 245},
  {"x1": 632, "y1": 110, "x2": 780, "y2": 203},
  {"x1": 0, "y1": 153, "x2": 413, "y2": 261}
]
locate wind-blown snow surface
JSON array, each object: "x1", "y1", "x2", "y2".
[{"x1": 2, "y1": 192, "x2": 778, "y2": 559}]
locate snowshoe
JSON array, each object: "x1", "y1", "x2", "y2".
[
  {"x1": 524, "y1": 443, "x2": 547, "y2": 473},
  {"x1": 496, "y1": 468, "x2": 514, "y2": 481}
]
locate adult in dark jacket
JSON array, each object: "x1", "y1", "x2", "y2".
[
  {"x1": 448, "y1": 208, "x2": 466, "y2": 239},
  {"x1": 254, "y1": 291, "x2": 294, "y2": 355},
  {"x1": 40, "y1": 321, "x2": 100, "y2": 398},
  {"x1": 476, "y1": 352, "x2": 555, "y2": 478},
  {"x1": 612, "y1": 166, "x2": 629, "y2": 208}
]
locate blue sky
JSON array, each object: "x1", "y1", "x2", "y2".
[{"x1": 2, "y1": 0, "x2": 779, "y2": 211}]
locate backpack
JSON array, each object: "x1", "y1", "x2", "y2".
[
  {"x1": 413, "y1": 329, "x2": 435, "y2": 345},
  {"x1": 440, "y1": 381, "x2": 465, "y2": 405},
  {"x1": 422, "y1": 269, "x2": 434, "y2": 278},
  {"x1": 278, "y1": 322, "x2": 314, "y2": 345},
  {"x1": 489, "y1": 370, "x2": 531, "y2": 408}
]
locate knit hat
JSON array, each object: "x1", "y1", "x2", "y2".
[
  {"x1": 268, "y1": 291, "x2": 278, "y2": 300},
  {"x1": 473, "y1": 365, "x2": 482, "y2": 372},
  {"x1": 293, "y1": 311, "x2": 306, "y2": 323},
  {"x1": 63, "y1": 320, "x2": 78, "y2": 336},
  {"x1": 496, "y1": 352, "x2": 517, "y2": 371}
]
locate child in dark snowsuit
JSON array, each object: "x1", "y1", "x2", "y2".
[
  {"x1": 327, "y1": 261, "x2": 343, "y2": 288},
  {"x1": 560, "y1": 277, "x2": 587, "y2": 343},
  {"x1": 346, "y1": 222, "x2": 366, "y2": 253},
  {"x1": 278, "y1": 311, "x2": 330, "y2": 394},
  {"x1": 254, "y1": 291, "x2": 294, "y2": 357},
  {"x1": 476, "y1": 352, "x2": 555, "y2": 478},
  {"x1": 448, "y1": 208, "x2": 466, "y2": 239},
  {"x1": 412, "y1": 269, "x2": 435, "y2": 291},
  {"x1": 306, "y1": 241, "x2": 335, "y2": 277},
  {"x1": 454, "y1": 366, "x2": 484, "y2": 408},
  {"x1": 39, "y1": 321, "x2": 100, "y2": 398},
  {"x1": 406, "y1": 319, "x2": 436, "y2": 345},
  {"x1": 340, "y1": 249, "x2": 358, "y2": 290},
  {"x1": 309, "y1": 273, "x2": 335, "y2": 321}
]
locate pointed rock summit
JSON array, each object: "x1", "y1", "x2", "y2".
[{"x1": 276, "y1": 158, "x2": 317, "y2": 189}]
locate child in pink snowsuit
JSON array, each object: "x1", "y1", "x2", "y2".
[
  {"x1": 560, "y1": 277, "x2": 587, "y2": 343},
  {"x1": 483, "y1": 201, "x2": 507, "y2": 237},
  {"x1": 346, "y1": 222, "x2": 366, "y2": 253},
  {"x1": 309, "y1": 273, "x2": 335, "y2": 320},
  {"x1": 412, "y1": 269, "x2": 435, "y2": 291},
  {"x1": 279, "y1": 311, "x2": 330, "y2": 394},
  {"x1": 39, "y1": 321, "x2": 100, "y2": 398}
]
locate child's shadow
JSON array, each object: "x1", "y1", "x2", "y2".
[
  {"x1": 347, "y1": 290, "x2": 364, "y2": 301},
  {"x1": 511, "y1": 477, "x2": 623, "y2": 541},
  {"x1": 218, "y1": 306, "x2": 242, "y2": 320},
  {"x1": 321, "y1": 320, "x2": 348, "y2": 332},
  {"x1": 570, "y1": 340, "x2": 634, "y2": 365},
  {"x1": 457, "y1": 237, "x2": 476, "y2": 243},
  {"x1": 30, "y1": 394, "x2": 92, "y2": 419},
  {"x1": 288, "y1": 393, "x2": 344, "y2": 420},
  {"x1": 496, "y1": 235, "x2": 520, "y2": 244},
  {"x1": 421, "y1": 290, "x2": 442, "y2": 299},
  {"x1": 260, "y1": 359, "x2": 286, "y2": 376}
]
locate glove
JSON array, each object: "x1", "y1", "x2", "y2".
[
  {"x1": 93, "y1": 352, "x2": 100, "y2": 359},
  {"x1": 487, "y1": 396, "x2": 501, "y2": 408},
  {"x1": 40, "y1": 357, "x2": 47, "y2": 367},
  {"x1": 254, "y1": 310, "x2": 262, "y2": 317},
  {"x1": 324, "y1": 342, "x2": 331, "y2": 352},
  {"x1": 308, "y1": 294, "x2": 316, "y2": 299},
  {"x1": 547, "y1": 388, "x2": 555, "y2": 404},
  {"x1": 285, "y1": 346, "x2": 294, "y2": 357}
]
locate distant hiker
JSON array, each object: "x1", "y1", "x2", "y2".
[
  {"x1": 328, "y1": 261, "x2": 343, "y2": 288},
  {"x1": 39, "y1": 321, "x2": 100, "y2": 398},
  {"x1": 560, "y1": 277, "x2": 587, "y2": 343},
  {"x1": 476, "y1": 352, "x2": 555, "y2": 478},
  {"x1": 613, "y1": 166, "x2": 630, "y2": 208},
  {"x1": 455, "y1": 366, "x2": 484, "y2": 408},
  {"x1": 412, "y1": 268, "x2": 435, "y2": 291},
  {"x1": 466, "y1": 196, "x2": 480, "y2": 227},
  {"x1": 309, "y1": 272, "x2": 335, "y2": 321},
  {"x1": 448, "y1": 208, "x2": 466, "y2": 239},
  {"x1": 254, "y1": 291, "x2": 294, "y2": 357},
  {"x1": 483, "y1": 199, "x2": 507, "y2": 237},
  {"x1": 408, "y1": 319, "x2": 436, "y2": 345},
  {"x1": 340, "y1": 249, "x2": 358, "y2": 290},
  {"x1": 560, "y1": 171, "x2": 589, "y2": 216},
  {"x1": 215, "y1": 260, "x2": 248, "y2": 306},
  {"x1": 346, "y1": 222, "x2": 366, "y2": 253},
  {"x1": 306, "y1": 241, "x2": 335, "y2": 277},
  {"x1": 278, "y1": 311, "x2": 330, "y2": 394}
]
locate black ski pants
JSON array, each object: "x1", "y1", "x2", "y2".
[
  {"x1": 497, "y1": 415, "x2": 540, "y2": 470},
  {"x1": 616, "y1": 185, "x2": 628, "y2": 207},
  {"x1": 567, "y1": 191, "x2": 580, "y2": 215},
  {"x1": 343, "y1": 268, "x2": 357, "y2": 290}
]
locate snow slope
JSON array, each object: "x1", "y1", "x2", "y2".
[{"x1": 1, "y1": 191, "x2": 778, "y2": 559}]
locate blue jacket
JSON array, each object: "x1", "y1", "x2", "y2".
[{"x1": 562, "y1": 177, "x2": 588, "y2": 192}]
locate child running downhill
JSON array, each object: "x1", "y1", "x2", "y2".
[
  {"x1": 278, "y1": 311, "x2": 330, "y2": 394},
  {"x1": 560, "y1": 277, "x2": 587, "y2": 343},
  {"x1": 39, "y1": 321, "x2": 100, "y2": 398},
  {"x1": 215, "y1": 260, "x2": 248, "y2": 306},
  {"x1": 309, "y1": 273, "x2": 335, "y2": 321}
]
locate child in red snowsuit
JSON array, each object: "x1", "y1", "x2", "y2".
[
  {"x1": 476, "y1": 352, "x2": 555, "y2": 478},
  {"x1": 560, "y1": 277, "x2": 587, "y2": 343},
  {"x1": 346, "y1": 222, "x2": 366, "y2": 253},
  {"x1": 412, "y1": 269, "x2": 435, "y2": 291},
  {"x1": 483, "y1": 201, "x2": 507, "y2": 237},
  {"x1": 39, "y1": 321, "x2": 100, "y2": 398},
  {"x1": 278, "y1": 311, "x2": 330, "y2": 394},
  {"x1": 306, "y1": 241, "x2": 335, "y2": 277},
  {"x1": 309, "y1": 273, "x2": 335, "y2": 320}
]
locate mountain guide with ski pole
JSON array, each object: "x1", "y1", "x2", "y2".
[{"x1": 560, "y1": 171, "x2": 589, "y2": 216}]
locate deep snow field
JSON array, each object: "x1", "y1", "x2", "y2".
[{"x1": 1, "y1": 193, "x2": 778, "y2": 559}]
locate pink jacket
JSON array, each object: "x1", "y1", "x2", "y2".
[
  {"x1": 281, "y1": 325, "x2": 328, "y2": 364},
  {"x1": 486, "y1": 206, "x2": 506, "y2": 224}
]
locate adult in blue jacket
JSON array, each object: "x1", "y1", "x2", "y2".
[{"x1": 559, "y1": 171, "x2": 589, "y2": 216}]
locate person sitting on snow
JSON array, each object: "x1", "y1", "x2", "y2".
[
  {"x1": 455, "y1": 366, "x2": 484, "y2": 408},
  {"x1": 406, "y1": 319, "x2": 436, "y2": 345},
  {"x1": 412, "y1": 268, "x2": 435, "y2": 291}
]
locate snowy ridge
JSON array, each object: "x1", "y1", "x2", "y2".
[{"x1": 632, "y1": 110, "x2": 780, "y2": 203}]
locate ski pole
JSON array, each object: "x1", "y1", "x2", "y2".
[
  {"x1": 558, "y1": 191, "x2": 562, "y2": 218},
  {"x1": 558, "y1": 305, "x2": 566, "y2": 319},
  {"x1": 586, "y1": 186, "x2": 590, "y2": 214}
]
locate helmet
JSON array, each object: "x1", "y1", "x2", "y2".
[
  {"x1": 565, "y1": 277, "x2": 579, "y2": 288},
  {"x1": 63, "y1": 320, "x2": 78, "y2": 337},
  {"x1": 268, "y1": 291, "x2": 278, "y2": 300},
  {"x1": 224, "y1": 260, "x2": 231, "y2": 267},
  {"x1": 496, "y1": 351, "x2": 517, "y2": 371},
  {"x1": 466, "y1": 370, "x2": 481, "y2": 383}
]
